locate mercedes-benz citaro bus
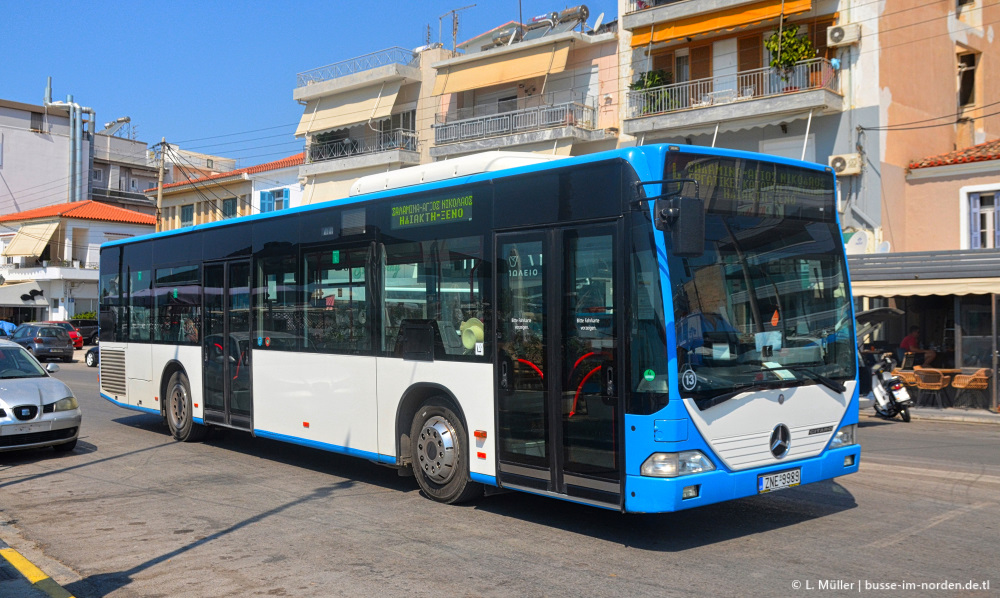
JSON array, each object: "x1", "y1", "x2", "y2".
[{"x1": 98, "y1": 144, "x2": 859, "y2": 513}]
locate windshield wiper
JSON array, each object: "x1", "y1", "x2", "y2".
[
  {"x1": 694, "y1": 383, "x2": 779, "y2": 411},
  {"x1": 760, "y1": 365, "x2": 846, "y2": 394}
]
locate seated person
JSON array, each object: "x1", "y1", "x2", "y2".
[{"x1": 900, "y1": 325, "x2": 935, "y2": 366}]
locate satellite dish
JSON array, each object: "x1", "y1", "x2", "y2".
[
  {"x1": 844, "y1": 230, "x2": 870, "y2": 255},
  {"x1": 592, "y1": 12, "x2": 604, "y2": 32},
  {"x1": 875, "y1": 241, "x2": 891, "y2": 253}
]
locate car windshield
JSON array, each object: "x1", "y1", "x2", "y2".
[
  {"x1": 0, "y1": 346, "x2": 47, "y2": 377},
  {"x1": 39, "y1": 328, "x2": 68, "y2": 338},
  {"x1": 664, "y1": 153, "x2": 855, "y2": 409}
]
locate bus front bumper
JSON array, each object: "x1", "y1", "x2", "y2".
[{"x1": 623, "y1": 444, "x2": 860, "y2": 513}]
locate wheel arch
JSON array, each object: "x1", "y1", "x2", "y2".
[
  {"x1": 159, "y1": 360, "x2": 189, "y2": 417},
  {"x1": 395, "y1": 382, "x2": 466, "y2": 467}
]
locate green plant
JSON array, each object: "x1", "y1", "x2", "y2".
[
  {"x1": 629, "y1": 69, "x2": 677, "y2": 114},
  {"x1": 74, "y1": 311, "x2": 96, "y2": 319},
  {"x1": 764, "y1": 25, "x2": 814, "y2": 81}
]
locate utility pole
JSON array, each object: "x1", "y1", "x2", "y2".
[
  {"x1": 155, "y1": 138, "x2": 165, "y2": 232},
  {"x1": 439, "y1": 4, "x2": 475, "y2": 53}
]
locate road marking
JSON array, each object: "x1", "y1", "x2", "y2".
[
  {"x1": 866, "y1": 501, "x2": 992, "y2": 549},
  {"x1": 0, "y1": 548, "x2": 75, "y2": 598}
]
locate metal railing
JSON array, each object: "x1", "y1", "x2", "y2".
[
  {"x1": 625, "y1": 0, "x2": 687, "y2": 14},
  {"x1": 297, "y1": 47, "x2": 419, "y2": 88},
  {"x1": 92, "y1": 187, "x2": 154, "y2": 202},
  {"x1": 626, "y1": 58, "x2": 839, "y2": 119},
  {"x1": 434, "y1": 94, "x2": 597, "y2": 145},
  {"x1": 307, "y1": 128, "x2": 418, "y2": 163}
]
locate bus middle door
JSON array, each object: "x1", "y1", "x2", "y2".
[{"x1": 203, "y1": 260, "x2": 253, "y2": 430}]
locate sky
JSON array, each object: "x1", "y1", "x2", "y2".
[{"x1": 1, "y1": 0, "x2": 618, "y2": 168}]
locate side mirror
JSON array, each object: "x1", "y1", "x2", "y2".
[
  {"x1": 655, "y1": 195, "x2": 705, "y2": 258},
  {"x1": 46, "y1": 363, "x2": 60, "y2": 373}
]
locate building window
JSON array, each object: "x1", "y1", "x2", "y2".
[
  {"x1": 222, "y1": 198, "x2": 237, "y2": 219},
  {"x1": 206, "y1": 158, "x2": 214, "y2": 169},
  {"x1": 181, "y1": 204, "x2": 194, "y2": 227},
  {"x1": 958, "y1": 52, "x2": 977, "y2": 107},
  {"x1": 260, "y1": 188, "x2": 289, "y2": 213},
  {"x1": 93, "y1": 169, "x2": 103, "y2": 182},
  {"x1": 30, "y1": 112, "x2": 44, "y2": 132},
  {"x1": 970, "y1": 192, "x2": 998, "y2": 249}
]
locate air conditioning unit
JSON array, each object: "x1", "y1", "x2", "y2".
[
  {"x1": 827, "y1": 23, "x2": 862, "y2": 47},
  {"x1": 829, "y1": 153, "x2": 862, "y2": 176}
]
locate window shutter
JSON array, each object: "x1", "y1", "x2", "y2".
[
  {"x1": 969, "y1": 193, "x2": 981, "y2": 249},
  {"x1": 261, "y1": 191, "x2": 273, "y2": 212},
  {"x1": 993, "y1": 197, "x2": 1000, "y2": 250}
]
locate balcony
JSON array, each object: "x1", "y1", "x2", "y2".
[
  {"x1": 297, "y1": 47, "x2": 419, "y2": 88},
  {"x1": 624, "y1": 59, "x2": 843, "y2": 137},
  {"x1": 300, "y1": 129, "x2": 420, "y2": 177},
  {"x1": 0, "y1": 261, "x2": 99, "y2": 284},
  {"x1": 92, "y1": 187, "x2": 153, "y2": 203},
  {"x1": 431, "y1": 92, "x2": 606, "y2": 157}
]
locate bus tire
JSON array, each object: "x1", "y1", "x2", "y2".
[
  {"x1": 410, "y1": 398, "x2": 481, "y2": 504},
  {"x1": 166, "y1": 371, "x2": 207, "y2": 442}
]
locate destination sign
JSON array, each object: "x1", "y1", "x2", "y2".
[
  {"x1": 390, "y1": 194, "x2": 474, "y2": 229},
  {"x1": 665, "y1": 155, "x2": 835, "y2": 221}
]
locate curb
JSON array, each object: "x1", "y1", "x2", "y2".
[
  {"x1": 0, "y1": 542, "x2": 75, "y2": 598},
  {"x1": 859, "y1": 400, "x2": 1000, "y2": 425}
]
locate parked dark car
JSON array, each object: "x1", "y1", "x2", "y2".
[
  {"x1": 69, "y1": 318, "x2": 99, "y2": 345},
  {"x1": 10, "y1": 325, "x2": 74, "y2": 362},
  {"x1": 0, "y1": 340, "x2": 81, "y2": 453},
  {"x1": 39, "y1": 321, "x2": 84, "y2": 349},
  {"x1": 85, "y1": 345, "x2": 99, "y2": 367}
]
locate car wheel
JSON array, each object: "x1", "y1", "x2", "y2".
[
  {"x1": 53, "y1": 438, "x2": 78, "y2": 453},
  {"x1": 86, "y1": 351, "x2": 97, "y2": 367},
  {"x1": 166, "y1": 371, "x2": 207, "y2": 442},
  {"x1": 409, "y1": 397, "x2": 482, "y2": 504}
]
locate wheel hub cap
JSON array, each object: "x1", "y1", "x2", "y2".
[{"x1": 417, "y1": 416, "x2": 458, "y2": 484}]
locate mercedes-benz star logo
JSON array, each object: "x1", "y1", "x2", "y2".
[{"x1": 769, "y1": 424, "x2": 791, "y2": 458}]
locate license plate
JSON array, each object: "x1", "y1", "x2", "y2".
[
  {"x1": 892, "y1": 387, "x2": 911, "y2": 403},
  {"x1": 1, "y1": 422, "x2": 50, "y2": 436},
  {"x1": 758, "y1": 468, "x2": 801, "y2": 493}
]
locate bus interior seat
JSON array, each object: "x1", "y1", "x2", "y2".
[{"x1": 395, "y1": 319, "x2": 446, "y2": 361}]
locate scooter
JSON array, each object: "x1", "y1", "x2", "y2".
[
  {"x1": 866, "y1": 352, "x2": 913, "y2": 422},
  {"x1": 856, "y1": 307, "x2": 913, "y2": 422}
]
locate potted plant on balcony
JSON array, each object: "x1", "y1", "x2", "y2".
[
  {"x1": 629, "y1": 69, "x2": 675, "y2": 115},
  {"x1": 764, "y1": 24, "x2": 814, "y2": 91}
]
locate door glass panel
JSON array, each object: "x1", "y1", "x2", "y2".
[
  {"x1": 562, "y1": 231, "x2": 617, "y2": 478},
  {"x1": 497, "y1": 239, "x2": 548, "y2": 468},
  {"x1": 229, "y1": 262, "x2": 252, "y2": 416},
  {"x1": 203, "y1": 264, "x2": 225, "y2": 413}
]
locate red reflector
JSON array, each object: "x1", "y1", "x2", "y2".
[
  {"x1": 477, "y1": 452, "x2": 486, "y2": 459},
  {"x1": 891, "y1": 383, "x2": 902, "y2": 391},
  {"x1": 303, "y1": 422, "x2": 310, "y2": 428},
  {"x1": 474, "y1": 430, "x2": 487, "y2": 439},
  {"x1": 193, "y1": 403, "x2": 198, "y2": 408},
  {"x1": 154, "y1": 397, "x2": 159, "y2": 402}
]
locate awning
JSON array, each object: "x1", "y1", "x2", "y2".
[
  {"x1": 0, "y1": 282, "x2": 49, "y2": 307},
  {"x1": 294, "y1": 81, "x2": 402, "y2": 137},
  {"x1": 1, "y1": 221, "x2": 59, "y2": 257},
  {"x1": 630, "y1": 0, "x2": 812, "y2": 48},
  {"x1": 432, "y1": 41, "x2": 571, "y2": 96},
  {"x1": 851, "y1": 278, "x2": 1000, "y2": 297}
]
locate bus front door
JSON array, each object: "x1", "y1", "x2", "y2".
[
  {"x1": 496, "y1": 225, "x2": 622, "y2": 508},
  {"x1": 203, "y1": 260, "x2": 253, "y2": 430}
]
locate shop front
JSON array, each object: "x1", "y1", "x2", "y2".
[{"x1": 849, "y1": 250, "x2": 1000, "y2": 412}]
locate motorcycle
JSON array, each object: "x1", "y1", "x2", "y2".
[
  {"x1": 856, "y1": 307, "x2": 914, "y2": 422},
  {"x1": 865, "y1": 351, "x2": 913, "y2": 422}
]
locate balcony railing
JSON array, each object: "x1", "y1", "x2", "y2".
[
  {"x1": 306, "y1": 128, "x2": 418, "y2": 164},
  {"x1": 434, "y1": 93, "x2": 597, "y2": 145},
  {"x1": 626, "y1": 58, "x2": 838, "y2": 119},
  {"x1": 296, "y1": 47, "x2": 419, "y2": 88},
  {"x1": 625, "y1": 0, "x2": 686, "y2": 14},
  {"x1": 92, "y1": 187, "x2": 154, "y2": 202}
]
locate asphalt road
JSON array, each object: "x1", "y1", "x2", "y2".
[{"x1": 1, "y1": 358, "x2": 997, "y2": 597}]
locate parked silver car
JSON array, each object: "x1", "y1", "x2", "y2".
[{"x1": 0, "y1": 341, "x2": 81, "y2": 453}]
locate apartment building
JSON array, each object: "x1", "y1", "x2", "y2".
[{"x1": 151, "y1": 153, "x2": 304, "y2": 232}]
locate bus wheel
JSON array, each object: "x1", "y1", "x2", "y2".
[
  {"x1": 410, "y1": 398, "x2": 482, "y2": 504},
  {"x1": 166, "y1": 371, "x2": 207, "y2": 442}
]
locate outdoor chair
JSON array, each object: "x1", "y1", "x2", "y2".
[
  {"x1": 892, "y1": 368, "x2": 919, "y2": 388},
  {"x1": 913, "y1": 368, "x2": 952, "y2": 409},
  {"x1": 950, "y1": 368, "x2": 991, "y2": 409}
]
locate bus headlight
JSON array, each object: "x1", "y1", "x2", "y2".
[
  {"x1": 641, "y1": 450, "x2": 716, "y2": 478},
  {"x1": 52, "y1": 397, "x2": 79, "y2": 411},
  {"x1": 829, "y1": 424, "x2": 856, "y2": 448}
]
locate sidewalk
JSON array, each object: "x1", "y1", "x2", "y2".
[
  {"x1": 859, "y1": 397, "x2": 1000, "y2": 424},
  {"x1": 0, "y1": 539, "x2": 74, "y2": 598}
]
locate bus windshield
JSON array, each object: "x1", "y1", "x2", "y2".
[{"x1": 664, "y1": 154, "x2": 855, "y2": 409}]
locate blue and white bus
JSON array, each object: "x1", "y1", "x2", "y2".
[{"x1": 98, "y1": 145, "x2": 859, "y2": 512}]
